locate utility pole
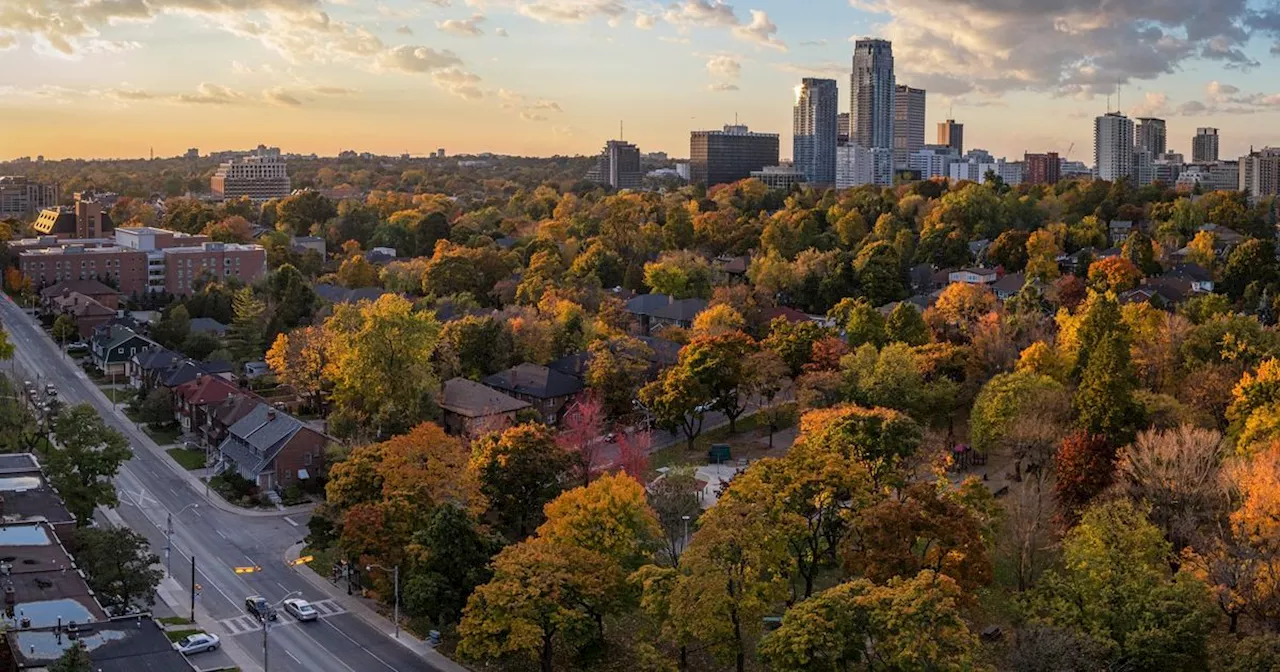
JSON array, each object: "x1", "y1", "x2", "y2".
[
  {"x1": 262, "y1": 616, "x2": 269, "y2": 672},
  {"x1": 189, "y1": 556, "x2": 196, "y2": 622}
]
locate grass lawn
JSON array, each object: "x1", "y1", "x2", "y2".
[
  {"x1": 146, "y1": 424, "x2": 182, "y2": 446},
  {"x1": 166, "y1": 447, "x2": 206, "y2": 470},
  {"x1": 164, "y1": 628, "x2": 202, "y2": 643},
  {"x1": 300, "y1": 545, "x2": 340, "y2": 578},
  {"x1": 157, "y1": 616, "x2": 194, "y2": 626},
  {"x1": 95, "y1": 384, "x2": 131, "y2": 405},
  {"x1": 650, "y1": 402, "x2": 798, "y2": 471}
]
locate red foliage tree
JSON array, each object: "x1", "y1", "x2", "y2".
[
  {"x1": 1052, "y1": 275, "x2": 1088, "y2": 311},
  {"x1": 1053, "y1": 431, "x2": 1117, "y2": 525},
  {"x1": 804, "y1": 336, "x2": 850, "y2": 373},
  {"x1": 556, "y1": 394, "x2": 607, "y2": 487},
  {"x1": 615, "y1": 431, "x2": 651, "y2": 482}
]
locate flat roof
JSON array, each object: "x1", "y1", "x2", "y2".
[
  {"x1": 0, "y1": 454, "x2": 40, "y2": 474},
  {"x1": 8, "y1": 616, "x2": 188, "y2": 671}
]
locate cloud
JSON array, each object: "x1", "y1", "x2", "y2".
[
  {"x1": 311, "y1": 85, "x2": 355, "y2": 95},
  {"x1": 1142, "y1": 81, "x2": 1280, "y2": 118},
  {"x1": 437, "y1": 14, "x2": 486, "y2": 36},
  {"x1": 495, "y1": 27, "x2": 509, "y2": 36},
  {"x1": 431, "y1": 67, "x2": 484, "y2": 99},
  {"x1": 264, "y1": 87, "x2": 303, "y2": 106},
  {"x1": 731, "y1": 9, "x2": 784, "y2": 50},
  {"x1": 634, "y1": 12, "x2": 655, "y2": 29},
  {"x1": 172, "y1": 83, "x2": 252, "y2": 105},
  {"x1": 395, "y1": 25, "x2": 413, "y2": 35},
  {"x1": 1127, "y1": 91, "x2": 1170, "y2": 117},
  {"x1": 498, "y1": 88, "x2": 564, "y2": 121},
  {"x1": 664, "y1": 0, "x2": 737, "y2": 27},
  {"x1": 708, "y1": 82, "x2": 739, "y2": 92},
  {"x1": 374, "y1": 45, "x2": 463, "y2": 72},
  {"x1": 512, "y1": 0, "x2": 627, "y2": 23},
  {"x1": 705, "y1": 54, "x2": 741, "y2": 79},
  {"x1": 107, "y1": 88, "x2": 155, "y2": 101}
]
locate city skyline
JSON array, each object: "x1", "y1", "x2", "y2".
[{"x1": 4, "y1": 0, "x2": 1280, "y2": 162}]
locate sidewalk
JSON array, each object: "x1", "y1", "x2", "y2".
[
  {"x1": 283, "y1": 543, "x2": 470, "y2": 672},
  {"x1": 156, "y1": 575, "x2": 263, "y2": 672}
]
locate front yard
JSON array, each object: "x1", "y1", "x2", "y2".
[{"x1": 166, "y1": 447, "x2": 206, "y2": 470}]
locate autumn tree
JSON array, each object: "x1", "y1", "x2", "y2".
[
  {"x1": 854, "y1": 241, "x2": 906, "y2": 307},
  {"x1": 676, "y1": 331, "x2": 757, "y2": 432},
  {"x1": 1028, "y1": 499, "x2": 1216, "y2": 671},
  {"x1": 763, "y1": 318, "x2": 828, "y2": 376},
  {"x1": 690, "y1": 304, "x2": 745, "y2": 338},
  {"x1": 557, "y1": 396, "x2": 607, "y2": 487},
  {"x1": 538, "y1": 473, "x2": 662, "y2": 572},
  {"x1": 1053, "y1": 431, "x2": 1116, "y2": 524},
  {"x1": 48, "y1": 405, "x2": 132, "y2": 526},
  {"x1": 643, "y1": 251, "x2": 712, "y2": 299},
  {"x1": 833, "y1": 297, "x2": 886, "y2": 348},
  {"x1": 640, "y1": 365, "x2": 709, "y2": 450},
  {"x1": 585, "y1": 336, "x2": 652, "y2": 419},
  {"x1": 1114, "y1": 426, "x2": 1227, "y2": 551},
  {"x1": 51, "y1": 314, "x2": 78, "y2": 346},
  {"x1": 1087, "y1": 256, "x2": 1142, "y2": 293},
  {"x1": 884, "y1": 301, "x2": 929, "y2": 346},
  {"x1": 648, "y1": 466, "x2": 702, "y2": 566},
  {"x1": 225, "y1": 286, "x2": 266, "y2": 364},
  {"x1": 970, "y1": 371, "x2": 1068, "y2": 455},
  {"x1": 72, "y1": 526, "x2": 163, "y2": 615},
  {"x1": 793, "y1": 404, "x2": 922, "y2": 488},
  {"x1": 988, "y1": 229, "x2": 1030, "y2": 272},
  {"x1": 759, "y1": 571, "x2": 978, "y2": 671},
  {"x1": 469, "y1": 423, "x2": 572, "y2": 540},
  {"x1": 928, "y1": 282, "x2": 996, "y2": 342},
  {"x1": 1025, "y1": 229, "x2": 1062, "y2": 283},
  {"x1": 1222, "y1": 238, "x2": 1278, "y2": 301},
  {"x1": 265, "y1": 325, "x2": 330, "y2": 412}
]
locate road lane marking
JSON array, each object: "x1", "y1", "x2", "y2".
[
  {"x1": 217, "y1": 530, "x2": 228, "y2": 540},
  {"x1": 284, "y1": 516, "x2": 299, "y2": 527},
  {"x1": 285, "y1": 650, "x2": 303, "y2": 665}
]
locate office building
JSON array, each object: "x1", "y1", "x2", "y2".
[
  {"x1": 937, "y1": 119, "x2": 964, "y2": 155},
  {"x1": 211, "y1": 154, "x2": 291, "y2": 201},
  {"x1": 1136, "y1": 118, "x2": 1167, "y2": 157},
  {"x1": 1193, "y1": 128, "x2": 1220, "y2": 163},
  {"x1": 837, "y1": 113, "x2": 850, "y2": 143},
  {"x1": 836, "y1": 144, "x2": 894, "y2": 188},
  {"x1": 1240, "y1": 149, "x2": 1280, "y2": 198},
  {"x1": 948, "y1": 156, "x2": 1022, "y2": 185},
  {"x1": 1208, "y1": 160, "x2": 1239, "y2": 192},
  {"x1": 793, "y1": 78, "x2": 839, "y2": 186},
  {"x1": 0, "y1": 177, "x2": 59, "y2": 220},
  {"x1": 893, "y1": 85, "x2": 926, "y2": 169},
  {"x1": 850, "y1": 38, "x2": 895, "y2": 150},
  {"x1": 909, "y1": 145, "x2": 959, "y2": 180},
  {"x1": 689, "y1": 124, "x2": 780, "y2": 186},
  {"x1": 1023, "y1": 152, "x2": 1061, "y2": 185},
  {"x1": 585, "y1": 140, "x2": 643, "y2": 189},
  {"x1": 1134, "y1": 149, "x2": 1156, "y2": 187},
  {"x1": 33, "y1": 191, "x2": 114, "y2": 239},
  {"x1": 1094, "y1": 112, "x2": 1135, "y2": 182},
  {"x1": 1154, "y1": 156, "x2": 1183, "y2": 185},
  {"x1": 750, "y1": 164, "x2": 808, "y2": 191}
]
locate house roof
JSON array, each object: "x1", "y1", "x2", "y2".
[
  {"x1": 761, "y1": 305, "x2": 809, "y2": 325},
  {"x1": 210, "y1": 393, "x2": 261, "y2": 428},
  {"x1": 440, "y1": 377, "x2": 530, "y2": 418},
  {"x1": 650, "y1": 298, "x2": 708, "y2": 322},
  {"x1": 8, "y1": 616, "x2": 191, "y2": 672},
  {"x1": 314, "y1": 283, "x2": 392, "y2": 305},
  {"x1": 954, "y1": 267, "x2": 998, "y2": 278},
  {"x1": 1142, "y1": 276, "x2": 1193, "y2": 304},
  {"x1": 188, "y1": 317, "x2": 228, "y2": 335},
  {"x1": 992, "y1": 272, "x2": 1026, "y2": 295},
  {"x1": 216, "y1": 402, "x2": 317, "y2": 481},
  {"x1": 483, "y1": 363, "x2": 584, "y2": 400},
  {"x1": 93, "y1": 325, "x2": 156, "y2": 353},
  {"x1": 547, "y1": 352, "x2": 591, "y2": 379},
  {"x1": 1166, "y1": 263, "x2": 1213, "y2": 283},
  {"x1": 39, "y1": 278, "x2": 120, "y2": 299},
  {"x1": 637, "y1": 336, "x2": 682, "y2": 366},
  {"x1": 174, "y1": 374, "x2": 240, "y2": 406},
  {"x1": 625, "y1": 293, "x2": 675, "y2": 317},
  {"x1": 52, "y1": 291, "x2": 114, "y2": 317},
  {"x1": 715, "y1": 255, "x2": 750, "y2": 275},
  {"x1": 159, "y1": 359, "x2": 233, "y2": 389},
  {"x1": 131, "y1": 346, "x2": 179, "y2": 371}
]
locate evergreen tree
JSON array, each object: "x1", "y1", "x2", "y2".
[
  {"x1": 226, "y1": 286, "x2": 266, "y2": 364},
  {"x1": 1074, "y1": 332, "x2": 1145, "y2": 445}
]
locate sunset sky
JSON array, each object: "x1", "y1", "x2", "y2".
[{"x1": 3, "y1": 0, "x2": 1280, "y2": 162}]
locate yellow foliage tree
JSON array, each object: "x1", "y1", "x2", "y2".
[
  {"x1": 536, "y1": 472, "x2": 662, "y2": 571},
  {"x1": 691, "y1": 304, "x2": 745, "y2": 338}
]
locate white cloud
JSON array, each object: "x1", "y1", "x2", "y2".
[
  {"x1": 634, "y1": 12, "x2": 655, "y2": 29},
  {"x1": 374, "y1": 45, "x2": 463, "y2": 73},
  {"x1": 431, "y1": 67, "x2": 484, "y2": 99},
  {"x1": 264, "y1": 87, "x2": 303, "y2": 106},
  {"x1": 495, "y1": 27, "x2": 509, "y2": 36},
  {"x1": 1128, "y1": 91, "x2": 1170, "y2": 117},
  {"x1": 731, "y1": 9, "x2": 784, "y2": 50},
  {"x1": 708, "y1": 82, "x2": 738, "y2": 92},
  {"x1": 705, "y1": 54, "x2": 741, "y2": 79},
  {"x1": 172, "y1": 82, "x2": 252, "y2": 105},
  {"x1": 437, "y1": 14, "x2": 486, "y2": 37}
]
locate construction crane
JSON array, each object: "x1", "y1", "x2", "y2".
[{"x1": 1064, "y1": 142, "x2": 1074, "y2": 161}]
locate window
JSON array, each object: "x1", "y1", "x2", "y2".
[{"x1": 303, "y1": 452, "x2": 313, "y2": 466}]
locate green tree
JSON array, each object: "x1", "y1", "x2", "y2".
[
  {"x1": 438, "y1": 315, "x2": 513, "y2": 380},
  {"x1": 225, "y1": 286, "x2": 266, "y2": 364},
  {"x1": 648, "y1": 466, "x2": 702, "y2": 566},
  {"x1": 264, "y1": 263, "x2": 318, "y2": 335},
  {"x1": 149, "y1": 305, "x2": 190, "y2": 350},
  {"x1": 970, "y1": 371, "x2": 1068, "y2": 454},
  {"x1": 72, "y1": 526, "x2": 163, "y2": 615},
  {"x1": 48, "y1": 404, "x2": 131, "y2": 525},
  {"x1": 678, "y1": 332, "x2": 756, "y2": 432},
  {"x1": 138, "y1": 387, "x2": 175, "y2": 427},
  {"x1": 585, "y1": 336, "x2": 652, "y2": 419},
  {"x1": 537, "y1": 473, "x2": 662, "y2": 572},
  {"x1": 1074, "y1": 332, "x2": 1145, "y2": 445},
  {"x1": 884, "y1": 301, "x2": 929, "y2": 346},
  {"x1": 643, "y1": 251, "x2": 713, "y2": 299},
  {"x1": 759, "y1": 571, "x2": 978, "y2": 672},
  {"x1": 469, "y1": 423, "x2": 571, "y2": 540},
  {"x1": 404, "y1": 503, "x2": 503, "y2": 625},
  {"x1": 52, "y1": 315, "x2": 79, "y2": 347},
  {"x1": 988, "y1": 229, "x2": 1031, "y2": 271},
  {"x1": 1029, "y1": 500, "x2": 1217, "y2": 671},
  {"x1": 1222, "y1": 238, "x2": 1278, "y2": 302},
  {"x1": 853, "y1": 241, "x2": 905, "y2": 307},
  {"x1": 641, "y1": 365, "x2": 711, "y2": 450},
  {"x1": 763, "y1": 318, "x2": 828, "y2": 377},
  {"x1": 275, "y1": 190, "x2": 337, "y2": 234},
  {"x1": 793, "y1": 404, "x2": 922, "y2": 488},
  {"x1": 836, "y1": 297, "x2": 887, "y2": 348},
  {"x1": 48, "y1": 644, "x2": 93, "y2": 672},
  {"x1": 1121, "y1": 230, "x2": 1161, "y2": 276}
]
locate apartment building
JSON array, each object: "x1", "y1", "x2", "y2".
[
  {"x1": 0, "y1": 176, "x2": 59, "y2": 220},
  {"x1": 211, "y1": 154, "x2": 291, "y2": 201}
]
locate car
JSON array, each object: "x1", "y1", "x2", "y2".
[
  {"x1": 245, "y1": 595, "x2": 277, "y2": 621},
  {"x1": 44, "y1": 384, "x2": 56, "y2": 397},
  {"x1": 173, "y1": 632, "x2": 220, "y2": 655},
  {"x1": 283, "y1": 598, "x2": 318, "y2": 621}
]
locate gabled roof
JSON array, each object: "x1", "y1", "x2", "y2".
[
  {"x1": 174, "y1": 374, "x2": 240, "y2": 406},
  {"x1": 761, "y1": 305, "x2": 809, "y2": 325},
  {"x1": 52, "y1": 292, "x2": 114, "y2": 317},
  {"x1": 625, "y1": 293, "x2": 674, "y2": 317},
  {"x1": 39, "y1": 278, "x2": 120, "y2": 299},
  {"x1": 217, "y1": 402, "x2": 322, "y2": 480},
  {"x1": 1166, "y1": 263, "x2": 1213, "y2": 283},
  {"x1": 159, "y1": 359, "x2": 233, "y2": 389},
  {"x1": 93, "y1": 325, "x2": 156, "y2": 353},
  {"x1": 440, "y1": 377, "x2": 530, "y2": 418},
  {"x1": 188, "y1": 317, "x2": 228, "y2": 335},
  {"x1": 637, "y1": 336, "x2": 682, "y2": 365},
  {"x1": 954, "y1": 267, "x2": 998, "y2": 278},
  {"x1": 547, "y1": 352, "x2": 590, "y2": 379},
  {"x1": 314, "y1": 283, "x2": 393, "y2": 305},
  {"x1": 483, "y1": 363, "x2": 583, "y2": 400},
  {"x1": 210, "y1": 393, "x2": 261, "y2": 427},
  {"x1": 714, "y1": 255, "x2": 750, "y2": 275},
  {"x1": 650, "y1": 298, "x2": 708, "y2": 322},
  {"x1": 992, "y1": 273, "x2": 1026, "y2": 295},
  {"x1": 131, "y1": 346, "x2": 179, "y2": 371}
]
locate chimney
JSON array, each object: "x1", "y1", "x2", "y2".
[{"x1": 267, "y1": 410, "x2": 277, "y2": 421}]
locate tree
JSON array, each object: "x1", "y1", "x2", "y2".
[
  {"x1": 1074, "y1": 332, "x2": 1145, "y2": 445},
  {"x1": 690, "y1": 304, "x2": 744, "y2": 338},
  {"x1": 1222, "y1": 238, "x2": 1278, "y2": 301},
  {"x1": 47, "y1": 405, "x2": 132, "y2": 526},
  {"x1": 640, "y1": 366, "x2": 709, "y2": 450},
  {"x1": 678, "y1": 332, "x2": 757, "y2": 432},
  {"x1": 337, "y1": 255, "x2": 380, "y2": 289},
  {"x1": 458, "y1": 538, "x2": 624, "y2": 672},
  {"x1": 929, "y1": 282, "x2": 996, "y2": 342},
  {"x1": 52, "y1": 314, "x2": 78, "y2": 346},
  {"x1": 648, "y1": 466, "x2": 701, "y2": 567},
  {"x1": 1053, "y1": 431, "x2": 1116, "y2": 524},
  {"x1": 884, "y1": 301, "x2": 929, "y2": 346},
  {"x1": 1122, "y1": 230, "x2": 1161, "y2": 276},
  {"x1": 469, "y1": 423, "x2": 572, "y2": 540},
  {"x1": 1087, "y1": 256, "x2": 1142, "y2": 293},
  {"x1": 585, "y1": 336, "x2": 652, "y2": 419},
  {"x1": 557, "y1": 396, "x2": 607, "y2": 487},
  {"x1": 404, "y1": 503, "x2": 503, "y2": 625},
  {"x1": 1114, "y1": 426, "x2": 1227, "y2": 551},
  {"x1": 793, "y1": 404, "x2": 922, "y2": 488},
  {"x1": 72, "y1": 526, "x2": 163, "y2": 615},
  {"x1": 538, "y1": 473, "x2": 662, "y2": 571},
  {"x1": 265, "y1": 325, "x2": 330, "y2": 412},
  {"x1": 746, "y1": 349, "x2": 789, "y2": 448},
  {"x1": 1185, "y1": 230, "x2": 1217, "y2": 270},
  {"x1": 138, "y1": 387, "x2": 175, "y2": 427},
  {"x1": 275, "y1": 189, "x2": 337, "y2": 234},
  {"x1": 1028, "y1": 499, "x2": 1216, "y2": 671},
  {"x1": 759, "y1": 571, "x2": 978, "y2": 672},
  {"x1": 48, "y1": 644, "x2": 93, "y2": 672},
  {"x1": 988, "y1": 229, "x2": 1031, "y2": 272},
  {"x1": 643, "y1": 251, "x2": 712, "y2": 299},
  {"x1": 763, "y1": 318, "x2": 828, "y2": 377},
  {"x1": 970, "y1": 371, "x2": 1068, "y2": 454},
  {"x1": 149, "y1": 305, "x2": 191, "y2": 349},
  {"x1": 225, "y1": 286, "x2": 266, "y2": 364},
  {"x1": 202, "y1": 215, "x2": 253, "y2": 243},
  {"x1": 264, "y1": 264, "x2": 318, "y2": 334},
  {"x1": 853, "y1": 240, "x2": 906, "y2": 307},
  {"x1": 438, "y1": 315, "x2": 513, "y2": 381},
  {"x1": 834, "y1": 297, "x2": 886, "y2": 348},
  {"x1": 1025, "y1": 229, "x2": 1062, "y2": 283}
]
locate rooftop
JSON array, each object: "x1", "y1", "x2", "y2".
[
  {"x1": 440, "y1": 378, "x2": 531, "y2": 418},
  {"x1": 8, "y1": 616, "x2": 191, "y2": 671},
  {"x1": 483, "y1": 363, "x2": 584, "y2": 400}
]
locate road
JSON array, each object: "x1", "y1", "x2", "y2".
[{"x1": 0, "y1": 295, "x2": 442, "y2": 672}]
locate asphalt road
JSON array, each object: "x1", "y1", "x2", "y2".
[{"x1": 0, "y1": 295, "x2": 441, "y2": 672}]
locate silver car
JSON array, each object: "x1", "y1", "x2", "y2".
[
  {"x1": 283, "y1": 598, "x2": 318, "y2": 621},
  {"x1": 173, "y1": 632, "x2": 220, "y2": 654}
]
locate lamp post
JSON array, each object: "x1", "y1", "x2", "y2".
[
  {"x1": 681, "y1": 514, "x2": 691, "y2": 558},
  {"x1": 165, "y1": 503, "x2": 199, "y2": 576},
  {"x1": 258, "y1": 591, "x2": 301, "y2": 672},
  {"x1": 366, "y1": 562, "x2": 400, "y2": 638}
]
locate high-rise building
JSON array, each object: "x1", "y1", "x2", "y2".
[
  {"x1": 893, "y1": 85, "x2": 926, "y2": 169},
  {"x1": 937, "y1": 119, "x2": 964, "y2": 155},
  {"x1": 690, "y1": 125, "x2": 780, "y2": 187},
  {"x1": 211, "y1": 154, "x2": 291, "y2": 202},
  {"x1": 0, "y1": 177, "x2": 60, "y2": 220},
  {"x1": 850, "y1": 38, "x2": 895, "y2": 150},
  {"x1": 909, "y1": 145, "x2": 959, "y2": 180},
  {"x1": 1133, "y1": 149, "x2": 1156, "y2": 187},
  {"x1": 1095, "y1": 112, "x2": 1135, "y2": 182},
  {"x1": 33, "y1": 191, "x2": 113, "y2": 239},
  {"x1": 836, "y1": 145, "x2": 894, "y2": 188},
  {"x1": 585, "y1": 140, "x2": 643, "y2": 189},
  {"x1": 837, "y1": 113, "x2": 850, "y2": 143},
  {"x1": 1135, "y1": 118, "x2": 1167, "y2": 157},
  {"x1": 793, "y1": 78, "x2": 839, "y2": 186},
  {"x1": 1193, "y1": 128, "x2": 1220, "y2": 163},
  {"x1": 1240, "y1": 148, "x2": 1280, "y2": 199},
  {"x1": 1023, "y1": 152, "x2": 1062, "y2": 185}
]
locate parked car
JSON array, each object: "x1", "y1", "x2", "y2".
[
  {"x1": 244, "y1": 595, "x2": 277, "y2": 621},
  {"x1": 283, "y1": 598, "x2": 318, "y2": 621},
  {"x1": 173, "y1": 632, "x2": 220, "y2": 654}
]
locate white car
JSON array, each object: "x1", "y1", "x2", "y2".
[
  {"x1": 283, "y1": 598, "x2": 319, "y2": 621},
  {"x1": 173, "y1": 632, "x2": 220, "y2": 655}
]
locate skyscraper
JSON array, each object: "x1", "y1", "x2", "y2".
[
  {"x1": 1023, "y1": 152, "x2": 1061, "y2": 186},
  {"x1": 690, "y1": 125, "x2": 781, "y2": 187},
  {"x1": 793, "y1": 78, "x2": 839, "y2": 186},
  {"x1": 1193, "y1": 128, "x2": 1220, "y2": 163},
  {"x1": 585, "y1": 140, "x2": 642, "y2": 190},
  {"x1": 1240, "y1": 147, "x2": 1280, "y2": 200},
  {"x1": 837, "y1": 113, "x2": 850, "y2": 143},
  {"x1": 1095, "y1": 112, "x2": 1135, "y2": 182},
  {"x1": 937, "y1": 119, "x2": 964, "y2": 155},
  {"x1": 1136, "y1": 118, "x2": 1167, "y2": 157},
  {"x1": 893, "y1": 85, "x2": 926, "y2": 169},
  {"x1": 850, "y1": 38, "x2": 895, "y2": 150}
]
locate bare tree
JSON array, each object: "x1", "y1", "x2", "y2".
[
  {"x1": 1002, "y1": 478, "x2": 1055, "y2": 592},
  {"x1": 1114, "y1": 425, "x2": 1229, "y2": 552}
]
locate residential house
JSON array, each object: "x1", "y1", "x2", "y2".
[
  {"x1": 624, "y1": 294, "x2": 709, "y2": 336},
  {"x1": 948, "y1": 268, "x2": 999, "y2": 285},
  {"x1": 1165, "y1": 263, "x2": 1214, "y2": 293},
  {"x1": 156, "y1": 358, "x2": 234, "y2": 394},
  {"x1": 90, "y1": 325, "x2": 158, "y2": 376},
  {"x1": 1109, "y1": 220, "x2": 1134, "y2": 245},
  {"x1": 203, "y1": 393, "x2": 262, "y2": 448},
  {"x1": 188, "y1": 317, "x2": 228, "y2": 337},
  {"x1": 215, "y1": 403, "x2": 329, "y2": 491},
  {"x1": 439, "y1": 377, "x2": 531, "y2": 437},
  {"x1": 243, "y1": 361, "x2": 270, "y2": 379},
  {"x1": 991, "y1": 273, "x2": 1027, "y2": 301},
  {"x1": 38, "y1": 278, "x2": 121, "y2": 311},
  {"x1": 127, "y1": 346, "x2": 180, "y2": 390},
  {"x1": 929, "y1": 267, "x2": 957, "y2": 291},
  {"x1": 46, "y1": 291, "x2": 116, "y2": 339},
  {"x1": 483, "y1": 363, "x2": 584, "y2": 424},
  {"x1": 173, "y1": 375, "x2": 241, "y2": 437},
  {"x1": 291, "y1": 235, "x2": 326, "y2": 257},
  {"x1": 760, "y1": 305, "x2": 811, "y2": 326},
  {"x1": 712, "y1": 255, "x2": 750, "y2": 284}
]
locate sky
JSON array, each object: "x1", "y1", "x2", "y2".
[{"x1": 3, "y1": 0, "x2": 1280, "y2": 163}]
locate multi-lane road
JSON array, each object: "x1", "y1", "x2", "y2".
[{"x1": 0, "y1": 294, "x2": 444, "y2": 672}]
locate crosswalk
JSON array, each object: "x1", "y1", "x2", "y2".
[{"x1": 217, "y1": 599, "x2": 347, "y2": 635}]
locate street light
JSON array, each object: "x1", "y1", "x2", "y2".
[
  {"x1": 258, "y1": 591, "x2": 302, "y2": 672},
  {"x1": 366, "y1": 562, "x2": 400, "y2": 638},
  {"x1": 165, "y1": 503, "x2": 199, "y2": 576}
]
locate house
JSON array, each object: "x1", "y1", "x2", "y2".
[
  {"x1": 47, "y1": 291, "x2": 116, "y2": 339},
  {"x1": 91, "y1": 325, "x2": 158, "y2": 376},
  {"x1": 1109, "y1": 220, "x2": 1134, "y2": 245},
  {"x1": 483, "y1": 363, "x2": 584, "y2": 424},
  {"x1": 365, "y1": 247, "x2": 398, "y2": 265},
  {"x1": 188, "y1": 317, "x2": 228, "y2": 337},
  {"x1": 439, "y1": 377, "x2": 531, "y2": 437},
  {"x1": 929, "y1": 267, "x2": 958, "y2": 291},
  {"x1": 243, "y1": 361, "x2": 270, "y2": 379},
  {"x1": 173, "y1": 374, "x2": 241, "y2": 436},
  {"x1": 548, "y1": 335, "x2": 682, "y2": 384},
  {"x1": 1140, "y1": 275, "x2": 1195, "y2": 305},
  {"x1": 1165, "y1": 263, "x2": 1214, "y2": 293},
  {"x1": 1199, "y1": 224, "x2": 1245, "y2": 254},
  {"x1": 215, "y1": 403, "x2": 329, "y2": 491},
  {"x1": 38, "y1": 278, "x2": 121, "y2": 312},
  {"x1": 313, "y1": 283, "x2": 393, "y2": 305},
  {"x1": 712, "y1": 255, "x2": 750, "y2": 284},
  {"x1": 650, "y1": 298, "x2": 709, "y2": 334},
  {"x1": 291, "y1": 235, "x2": 326, "y2": 257},
  {"x1": 203, "y1": 392, "x2": 262, "y2": 448},
  {"x1": 991, "y1": 273, "x2": 1027, "y2": 301},
  {"x1": 761, "y1": 305, "x2": 811, "y2": 325},
  {"x1": 948, "y1": 268, "x2": 999, "y2": 285},
  {"x1": 156, "y1": 358, "x2": 235, "y2": 393},
  {"x1": 128, "y1": 346, "x2": 180, "y2": 390}
]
